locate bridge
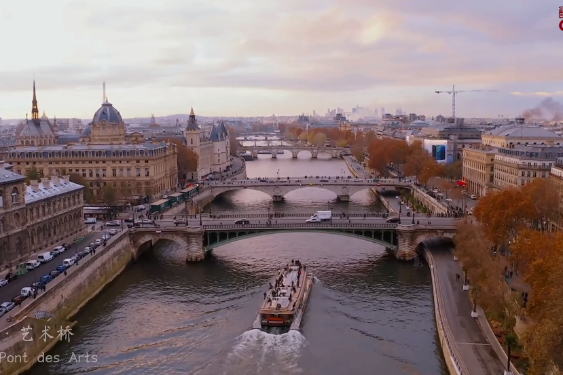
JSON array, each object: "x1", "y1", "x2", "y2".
[
  {"x1": 127, "y1": 218, "x2": 458, "y2": 263},
  {"x1": 192, "y1": 178, "x2": 410, "y2": 204},
  {"x1": 238, "y1": 144, "x2": 348, "y2": 158}
]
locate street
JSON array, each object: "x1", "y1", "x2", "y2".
[{"x1": 0, "y1": 230, "x2": 116, "y2": 329}]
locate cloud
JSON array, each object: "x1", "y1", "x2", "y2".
[
  {"x1": 0, "y1": 0, "x2": 561, "y2": 118},
  {"x1": 512, "y1": 91, "x2": 563, "y2": 97}
]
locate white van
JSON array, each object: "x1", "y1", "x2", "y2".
[
  {"x1": 21, "y1": 287, "x2": 33, "y2": 298},
  {"x1": 53, "y1": 246, "x2": 65, "y2": 255},
  {"x1": 25, "y1": 260, "x2": 40, "y2": 270},
  {"x1": 134, "y1": 205, "x2": 145, "y2": 212},
  {"x1": 84, "y1": 217, "x2": 97, "y2": 224},
  {"x1": 63, "y1": 258, "x2": 75, "y2": 268},
  {"x1": 37, "y1": 252, "x2": 53, "y2": 263}
]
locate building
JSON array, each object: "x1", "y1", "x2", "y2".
[
  {"x1": 462, "y1": 146, "x2": 496, "y2": 196},
  {"x1": 481, "y1": 117, "x2": 562, "y2": 148},
  {"x1": 492, "y1": 146, "x2": 563, "y2": 190},
  {"x1": 549, "y1": 159, "x2": 563, "y2": 231},
  {"x1": 184, "y1": 108, "x2": 231, "y2": 180},
  {"x1": 6, "y1": 82, "x2": 179, "y2": 203},
  {"x1": 0, "y1": 164, "x2": 84, "y2": 269}
]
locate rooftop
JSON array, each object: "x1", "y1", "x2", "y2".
[
  {"x1": 484, "y1": 125, "x2": 561, "y2": 138},
  {"x1": 0, "y1": 166, "x2": 25, "y2": 185},
  {"x1": 25, "y1": 176, "x2": 84, "y2": 204},
  {"x1": 13, "y1": 141, "x2": 172, "y2": 152}
]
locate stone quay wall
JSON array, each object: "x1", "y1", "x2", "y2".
[{"x1": 0, "y1": 231, "x2": 133, "y2": 375}]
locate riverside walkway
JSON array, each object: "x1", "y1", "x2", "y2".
[{"x1": 429, "y1": 248, "x2": 506, "y2": 375}]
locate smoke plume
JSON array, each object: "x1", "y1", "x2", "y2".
[{"x1": 522, "y1": 97, "x2": 563, "y2": 122}]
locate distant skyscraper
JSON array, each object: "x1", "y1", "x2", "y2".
[{"x1": 381, "y1": 108, "x2": 385, "y2": 118}]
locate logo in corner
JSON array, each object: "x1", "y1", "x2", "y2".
[{"x1": 560, "y1": 6, "x2": 563, "y2": 18}]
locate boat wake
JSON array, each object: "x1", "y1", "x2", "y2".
[{"x1": 196, "y1": 330, "x2": 307, "y2": 375}]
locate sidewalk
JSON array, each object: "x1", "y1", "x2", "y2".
[{"x1": 432, "y1": 250, "x2": 506, "y2": 375}]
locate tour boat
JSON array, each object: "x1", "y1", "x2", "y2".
[{"x1": 252, "y1": 260, "x2": 314, "y2": 331}]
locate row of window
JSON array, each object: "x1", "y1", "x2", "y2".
[{"x1": 10, "y1": 147, "x2": 170, "y2": 159}]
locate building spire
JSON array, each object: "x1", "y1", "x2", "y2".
[
  {"x1": 190, "y1": 107, "x2": 195, "y2": 116},
  {"x1": 31, "y1": 80, "x2": 39, "y2": 120},
  {"x1": 103, "y1": 81, "x2": 107, "y2": 103}
]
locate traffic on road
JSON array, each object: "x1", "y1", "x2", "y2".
[{"x1": 0, "y1": 229, "x2": 123, "y2": 324}]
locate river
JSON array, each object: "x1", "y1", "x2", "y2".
[{"x1": 27, "y1": 152, "x2": 447, "y2": 375}]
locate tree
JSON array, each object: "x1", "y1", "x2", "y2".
[
  {"x1": 229, "y1": 131, "x2": 239, "y2": 156},
  {"x1": 69, "y1": 173, "x2": 93, "y2": 203},
  {"x1": 351, "y1": 144, "x2": 364, "y2": 162},
  {"x1": 25, "y1": 166, "x2": 41, "y2": 183},
  {"x1": 312, "y1": 132, "x2": 327, "y2": 147},
  {"x1": 168, "y1": 139, "x2": 199, "y2": 181},
  {"x1": 101, "y1": 184, "x2": 119, "y2": 206},
  {"x1": 443, "y1": 160, "x2": 462, "y2": 180},
  {"x1": 298, "y1": 132, "x2": 308, "y2": 142}
]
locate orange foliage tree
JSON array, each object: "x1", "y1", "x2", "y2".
[{"x1": 168, "y1": 139, "x2": 199, "y2": 181}]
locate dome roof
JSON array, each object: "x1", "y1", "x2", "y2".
[
  {"x1": 92, "y1": 102, "x2": 123, "y2": 124},
  {"x1": 80, "y1": 124, "x2": 92, "y2": 137}
]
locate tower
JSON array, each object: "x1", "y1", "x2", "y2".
[
  {"x1": 185, "y1": 107, "x2": 201, "y2": 148},
  {"x1": 31, "y1": 80, "x2": 39, "y2": 121}
]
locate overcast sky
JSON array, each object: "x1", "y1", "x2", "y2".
[{"x1": 0, "y1": 0, "x2": 561, "y2": 119}]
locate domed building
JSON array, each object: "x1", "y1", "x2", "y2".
[{"x1": 8, "y1": 83, "x2": 179, "y2": 204}]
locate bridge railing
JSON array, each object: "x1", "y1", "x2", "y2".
[
  {"x1": 203, "y1": 223, "x2": 398, "y2": 230},
  {"x1": 158, "y1": 212, "x2": 390, "y2": 219}
]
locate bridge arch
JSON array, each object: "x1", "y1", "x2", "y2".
[
  {"x1": 209, "y1": 184, "x2": 376, "y2": 201},
  {"x1": 130, "y1": 233, "x2": 190, "y2": 260},
  {"x1": 203, "y1": 228, "x2": 397, "y2": 253}
]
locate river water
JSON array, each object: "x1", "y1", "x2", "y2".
[{"x1": 28, "y1": 149, "x2": 447, "y2": 375}]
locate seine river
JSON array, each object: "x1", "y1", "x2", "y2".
[{"x1": 28, "y1": 149, "x2": 447, "y2": 375}]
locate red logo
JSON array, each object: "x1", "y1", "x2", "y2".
[
  {"x1": 560, "y1": 6, "x2": 563, "y2": 18},
  {"x1": 560, "y1": 20, "x2": 563, "y2": 31}
]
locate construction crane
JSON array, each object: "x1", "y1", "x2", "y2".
[{"x1": 435, "y1": 85, "x2": 498, "y2": 121}]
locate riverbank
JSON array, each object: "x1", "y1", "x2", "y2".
[{"x1": 0, "y1": 231, "x2": 133, "y2": 375}]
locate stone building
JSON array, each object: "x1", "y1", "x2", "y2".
[
  {"x1": 481, "y1": 117, "x2": 562, "y2": 148},
  {"x1": 6, "y1": 82, "x2": 179, "y2": 202},
  {"x1": 549, "y1": 159, "x2": 563, "y2": 231},
  {"x1": 492, "y1": 146, "x2": 563, "y2": 190},
  {"x1": 462, "y1": 146, "x2": 496, "y2": 197},
  {"x1": 184, "y1": 107, "x2": 231, "y2": 180},
  {"x1": 0, "y1": 165, "x2": 84, "y2": 268}
]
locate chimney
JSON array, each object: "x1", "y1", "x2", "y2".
[
  {"x1": 62, "y1": 175, "x2": 70, "y2": 183},
  {"x1": 30, "y1": 180, "x2": 40, "y2": 191},
  {"x1": 41, "y1": 178, "x2": 50, "y2": 189}
]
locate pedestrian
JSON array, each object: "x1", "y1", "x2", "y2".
[
  {"x1": 64, "y1": 270, "x2": 68, "y2": 276},
  {"x1": 456, "y1": 274, "x2": 460, "y2": 281}
]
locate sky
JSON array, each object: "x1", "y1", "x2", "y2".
[{"x1": 0, "y1": 0, "x2": 562, "y2": 120}]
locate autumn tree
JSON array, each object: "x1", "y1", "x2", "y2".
[
  {"x1": 311, "y1": 132, "x2": 327, "y2": 147},
  {"x1": 521, "y1": 178, "x2": 561, "y2": 227},
  {"x1": 25, "y1": 166, "x2": 41, "y2": 183},
  {"x1": 298, "y1": 132, "x2": 308, "y2": 142},
  {"x1": 443, "y1": 160, "x2": 462, "y2": 180},
  {"x1": 69, "y1": 173, "x2": 93, "y2": 203},
  {"x1": 101, "y1": 184, "x2": 120, "y2": 206},
  {"x1": 351, "y1": 144, "x2": 365, "y2": 161},
  {"x1": 228, "y1": 128, "x2": 239, "y2": 156},
  {"x1": 168, "y1": 139, "x2": 199, "y2": 181},
  {"x1": 473, "y1": 189, "x2": 537, "y2": 246}
]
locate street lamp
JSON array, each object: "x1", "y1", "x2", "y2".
[
  {"x1": 399, "y1": 202, "x2": 402, "y2": 224},
  {"x1": 277, "y1": 169, "x2": 280, "y2": 180},
  {"x1": 412, "y1": 211, "x2": 415, "y2": 225}
]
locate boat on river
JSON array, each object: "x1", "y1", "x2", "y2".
[{"x1": 252, "y1": 260, "x2": 314, "y2": 331}]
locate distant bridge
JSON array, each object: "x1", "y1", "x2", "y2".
[
  {"x1": 128, "y1": 222, "x2": 457, "y2": 262},
  {"x1": 194, "y1": 178, "x2": 409, "y2": 202},
  {"x1": 238, "y1": 145, "x2": 349, "y2": 158}
]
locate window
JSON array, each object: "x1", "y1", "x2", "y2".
[
  {"x1": 11, "y1": 187, "x2": 18, "y2": 204},
  {"x1": 82, "y1": 169, "x2": 86, "y2": 177},
  {"x1": 102, "y1": 169, "x2": 107, "y2": 178},
  {"x1": 112, "y1": 169, "x2": 117, "y2": 177},
  {"x1": 89, "y1": 170, "x2": 93, "y2": 177},
  {"x1": 127, "y1": 169, "x2": 132, "y2": 177},
  {"x1": 0, "y1": 190, "x2": 4, "y2": 208},
  {"x1": 136, "y1": 168, "x2": 141, "y2": 177},
  {"x1": 119, "y1": 168, "x2": 124, "y2": 177},
  {"x1": 191, "y1": 139, "x2": 193, "y2": 145},
  {"x1": 145, "y1": 168, "x2": 150, "y2": 177}
]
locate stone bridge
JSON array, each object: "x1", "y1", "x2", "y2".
[
  {"x1": 192, "y1": 179, "x2": 411, "y2": 204},
  {"x1": 127, "y1": 223, "x2": 457, "y2": 262},
  {"x1": 239, "y1": 144, "x2": 348, "y2": 159}
]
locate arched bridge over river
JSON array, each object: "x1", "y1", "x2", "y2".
[{"x1": 128, "y1": 220, "x2": 457, "y2": 262}]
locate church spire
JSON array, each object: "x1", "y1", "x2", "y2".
[
  {"x1": 190, "y1": 107, "x2": 195, "y2": 116},
  {"x1": 103, "y1": 81, "x2": 107, "y2": 103},
  {"x1": 31, "y1": 80, "x2": 39, "y2": 120}
]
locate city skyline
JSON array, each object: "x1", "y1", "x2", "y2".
[{"x1": 0, "y1": 0, "x2": 561, "y2": 119}]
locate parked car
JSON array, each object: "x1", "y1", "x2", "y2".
[
  {"x1": 108, "y1": 229, "x2": 118, "y2": 235},
  {"x1": 123, "y1": 217, "x2": 134, "y2": 223},
  {"x1": 53, "y1": 246, "x2": 66, "y2": 255},
  {"x1": 101, "y1": 234, "x2": 111, "y2": 241},
  {"x1": 31, "y1": 282, "x2": 45, "y2": 290},
  {"x1": 21, "y1": 287, "x2": 34, "y2": 298},
  {"x1": 234, "y1": 219, "x2": 250, "y2": 225},
  {"x1": 95, "y1": 239, "x2": 102, "y2": 245},
  {"x1": 105, "y1": 220, "x2": 121, "y2": 227},
  {"x1": 0, "y1": 279, "x2": 8, "y2": 287},
  {"x1": 0, "y1": 302, "x2": 15, "y2": 311},
  {"x1": 12, "y1": 295, "x2": 24, "y2": 305},
  {"x1": 174, "y1": 218, "x2": 187, "y2": 226},
  {"x1": 25, "y1": 260, "x2": 41, "y2": 270},
  {"x1": 39, "y1": 275, "x2": 52, "y2": 284},
  {"x1": 49, "y1": 270, "x2": 60, "y2": 279},
  {"x1": 4, "y1": 273, "x2": 17, "y2": 282},
  {"x1": 56, "y1": 265, "x2": 68, "y2": 273}
]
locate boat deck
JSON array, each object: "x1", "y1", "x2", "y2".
[{"x1": 260, "y1": 265, "x2": 307, "y2": 314}]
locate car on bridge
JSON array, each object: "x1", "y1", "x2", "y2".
[{"x1": 234, "y1": 219, "x2": 250, "y2": 225}]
